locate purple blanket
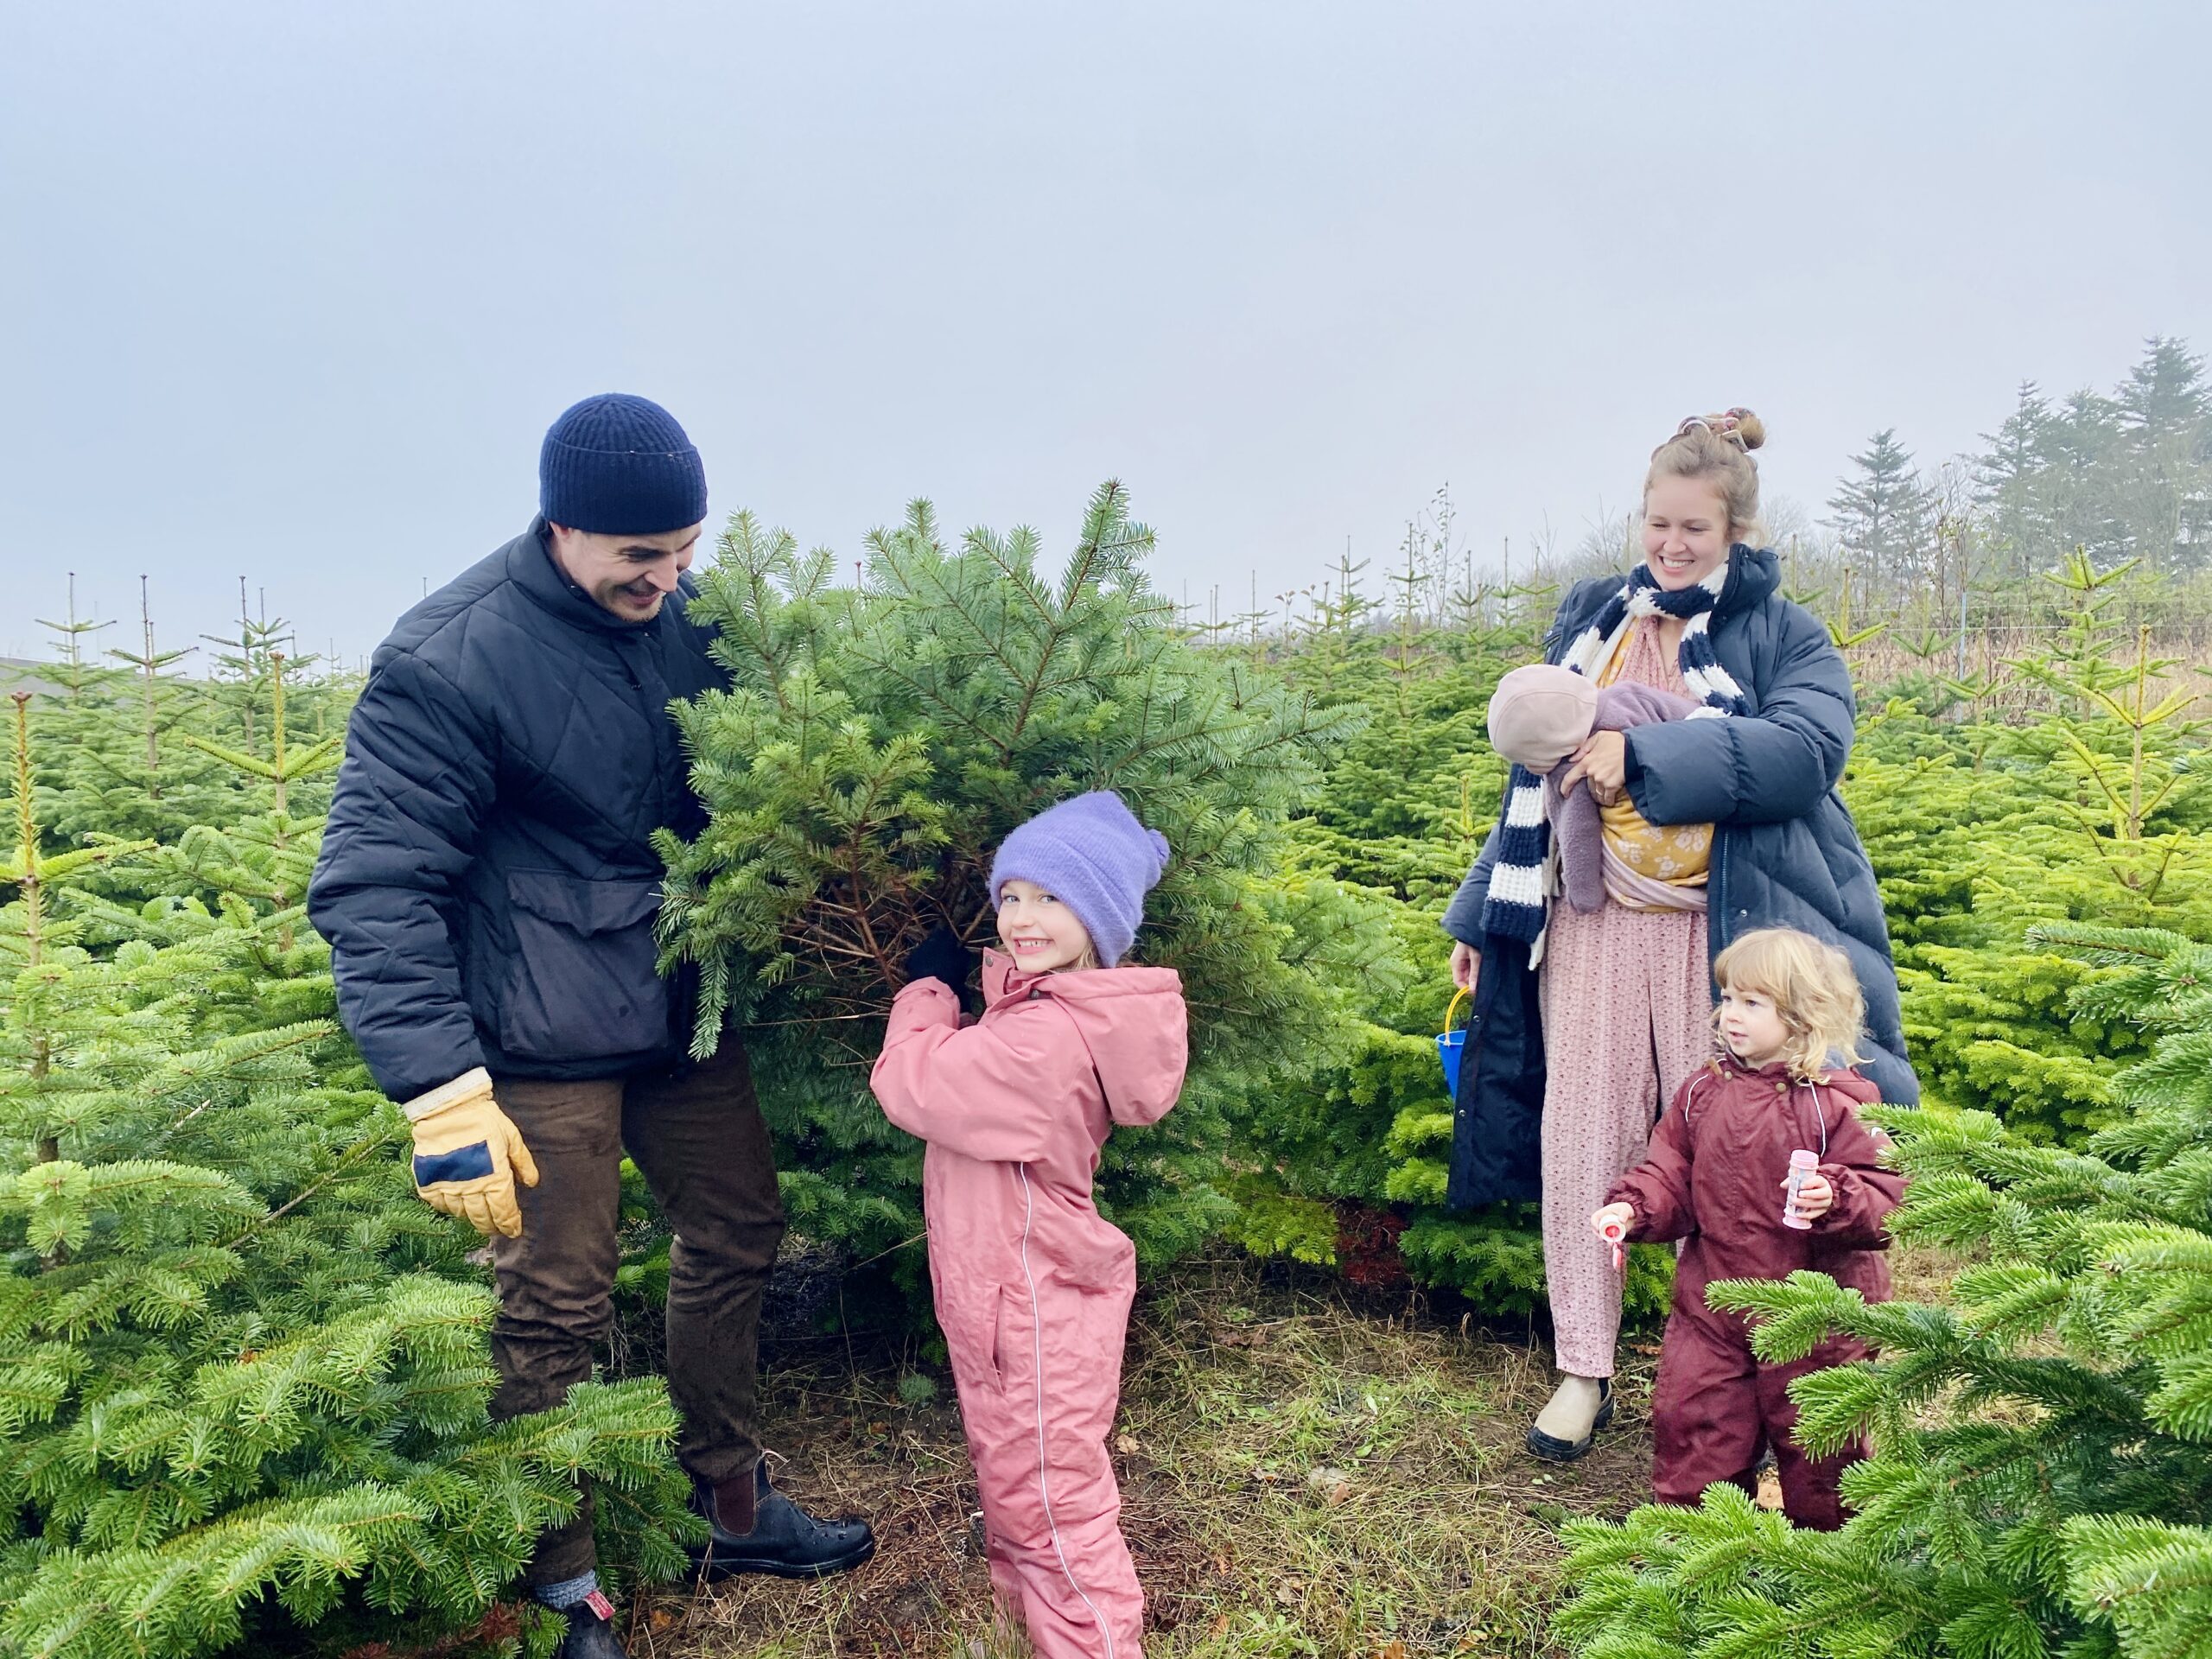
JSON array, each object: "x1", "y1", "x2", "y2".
[{"x1": 1548, "y1": 682, "x2": 1699, "y2": 913}]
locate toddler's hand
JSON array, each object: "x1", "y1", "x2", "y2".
[
  {"x1": 1589, "y1": 1201, "x2": 1635, "y2": 1241},
  {"x1": 1784, "y1": 1171, "x2": 1834, "y2": 1221}
]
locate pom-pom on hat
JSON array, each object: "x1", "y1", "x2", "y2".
[
  {"x1": 539, "y1": 393, "x2": 709, "y2": 535},
  {"x1": 988, "y1": 791, "x2": 1170, "y2": 967}
]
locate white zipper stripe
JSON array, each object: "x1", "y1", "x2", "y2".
[{"x1": 1015, "y1": 1164, "x2": 1117, "y2": 1659}]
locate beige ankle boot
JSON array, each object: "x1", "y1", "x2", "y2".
[{"x1": 1527, "y1": 1373, "x2": 1613, "y2": 1461}]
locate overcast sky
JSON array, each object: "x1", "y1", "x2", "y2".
[{"x1": 3, "y1": 3, "x2": 2206, "y2": 664}]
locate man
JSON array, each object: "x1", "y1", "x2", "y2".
[{"x1": 309, "y1": 395, "x2": 873, "y2": 1659}]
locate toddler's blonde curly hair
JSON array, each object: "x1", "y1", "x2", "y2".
[{"x1": 1711, "y1": 926, "x2": 1866, "y2": 1082}]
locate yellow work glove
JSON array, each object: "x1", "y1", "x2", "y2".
[{"x1": 404, "y1": 1067, "x2": 540, "y2": 1239}]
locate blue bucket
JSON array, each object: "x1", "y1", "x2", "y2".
[{"x1": 1437, "y1": 988, "x2": 1472, "y2": 1097}]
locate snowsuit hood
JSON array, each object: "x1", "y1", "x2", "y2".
[
  {"x1": 1683, "y1": 1054, "x2": 1882, "y2": 1122},
  {"x1": 981, "y1": 950, "x2": 1187, "y2": 1128}
]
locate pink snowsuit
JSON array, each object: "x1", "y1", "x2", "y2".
[{"x1": 872, "y1": 949, "x2": 1188, "y2": 1659}]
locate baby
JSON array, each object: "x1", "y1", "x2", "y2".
[{"x1": 1486, "y1": 663, "x2": 1697, "y2": 915}]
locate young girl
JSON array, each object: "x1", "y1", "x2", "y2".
[
  {"x1": 1589, "y1": 927, "x2": 1903, "y2": 1530},
  {"x1": 871, "y1": 791, "x2": 1186, "y2": 1659}
]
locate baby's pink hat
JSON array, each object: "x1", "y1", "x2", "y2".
[{"x1": 1487, "y1": 664, "x2": 1599, "y2": 772}]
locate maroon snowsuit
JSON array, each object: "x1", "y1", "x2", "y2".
[{"x1": 1606, "y1": 1058, "x2": 1901, "y2": 1529}]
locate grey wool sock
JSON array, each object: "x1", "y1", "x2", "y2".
[{"x1": 532, "y1": 1570, "x2": 604, "y2": 1612}]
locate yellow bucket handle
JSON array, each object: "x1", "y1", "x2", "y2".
[{"x1": 1444, "y1": 987, "x2": 1472, "y2": 1034}]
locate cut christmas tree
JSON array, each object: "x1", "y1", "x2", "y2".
[{"x1": 657, "y1": 483, "x2": 1405, "y2": 1271}]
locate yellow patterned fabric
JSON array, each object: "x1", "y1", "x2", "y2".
[{"x1": 1596, "y1": 620, "x2": 1713, "y2": 903}]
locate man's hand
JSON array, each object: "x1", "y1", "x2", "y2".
[
  {"x1": 1559, "y1": 730, "x2": 1628, "y2": 807},
  {"x1": 1449, "y1": 939, "x2": 1480, "y2": 990},
  {"x1": 404, "y1": 1068, "x2": 539, "y2": 1238},
  {"x1": 904, "y1": 924, "x2": 976, "y2": 993}
]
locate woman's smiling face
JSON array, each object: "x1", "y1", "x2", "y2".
[
  {"x1": 996, "y1": 879, "x2": 1096, "y2": 972},
  {"x1": 1640, "y1": 474, "x2": 1735, "y2": 591}
]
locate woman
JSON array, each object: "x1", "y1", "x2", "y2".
[{"x1": 1441, "y1": 410, "x2": 1916, "y2": 1461}]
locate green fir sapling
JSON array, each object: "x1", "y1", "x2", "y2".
[{"x1": 0, "y1": 690, "x2": 696, "y2": 1659}]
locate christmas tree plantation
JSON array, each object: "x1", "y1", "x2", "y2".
[
  {"x1": 1244, "y1": 551, "x2": 1677, "y2": 1317},
  {"x1": 0, "y1": 692, "x2": 696, "y2": 1659},
  {"x1": 1554, "y1": 922, "x2": 2212, "y2": 1659},
  {"x1": 1842, "y1": 562, "x2": 2212, "y2": 1147},
  {"x1": 658, "y1": 482, "x2": 1407, "y2": 1274}
]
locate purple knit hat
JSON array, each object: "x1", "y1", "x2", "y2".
[{"x1": 988, "y1": 791, "x2": 1171, "y2": 967}]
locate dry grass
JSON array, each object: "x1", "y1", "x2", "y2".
[
  {"x1": 623, "y1": 1246, "x2": 1956, "y2": 1658},
  {"x1": 629, "y1": 1258, "x2": 1669, "y2": 1659}
]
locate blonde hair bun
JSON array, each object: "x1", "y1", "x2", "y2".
[
  {"x1": 1674, "y1": 408, "x2": 1766, "y2": 453},
  {"x1": 1649, "y1": 408, "x2": 1768, "y2": 539}
]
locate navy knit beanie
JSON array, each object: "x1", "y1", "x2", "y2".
[{"x1": 539, "y1": 394, "x2": 709, "y2": 534}]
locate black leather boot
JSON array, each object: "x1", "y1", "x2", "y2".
[
  {"x1": 549, "y1": 1594, "x2": 626, "y2": 1659},
  {"x1": 690, "y1": 1463, "x2": 875, "y2": 1580}
]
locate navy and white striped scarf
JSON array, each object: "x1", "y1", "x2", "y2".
[{"x1": 1479, "y1": 560, "x2": 1748, "y2": 950}]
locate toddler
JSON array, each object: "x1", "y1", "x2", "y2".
[
  {"x1": 871, "y1": 791, "x2": 1187, "y2": 1658},
  {"x1": 1589, "y1": 926, "x2": 1902, "y2": 1529}
]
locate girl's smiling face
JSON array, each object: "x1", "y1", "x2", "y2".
[
  {"x1": 996, "y1": 879, "x2": 1096, "y2": 972},
  {"x1": 1718, "y1": 982, "x2": 1791, "y2": 1068}
]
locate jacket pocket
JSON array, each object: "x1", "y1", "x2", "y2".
[
  {"x1": 498, "y1": 872, "x2": 670, "y2": 1063},
  {"x1": 990, "y1": 1287, "x2": 1030, "y2": 1389},
  {"x1": 1039, "y1": 1230, "x2": 1135, "y2": 1297}
]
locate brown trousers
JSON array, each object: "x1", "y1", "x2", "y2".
[{"x1": 491, "y1": 1042, "x2": 785, "y2": 1584}]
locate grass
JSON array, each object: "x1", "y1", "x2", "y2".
[{"x1": 629, "y1": 1255, "x2": 1676, "y2": 1659}]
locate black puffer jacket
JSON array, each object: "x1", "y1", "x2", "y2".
[
  {"x1": 1440, "y1": 545, "x2": 1917, "y2": 1211},
  {"x1": 308, "y1": 520, "x2": 725, "y2": 1101}
]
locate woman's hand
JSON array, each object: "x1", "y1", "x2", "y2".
[
  {"x1": 1558, "y1": 730, "x2": 1628, "y2": 807},
  {"x1": 1590, "y1": 1201, "x2": 1635, "y2": 1240},
  {"x1": 1449, "y1": 939, "x2": 1480, "y2": 990}
]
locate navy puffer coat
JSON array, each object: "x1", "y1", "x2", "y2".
[
  {"x1": 308, "y1": 520, "x2": 725, "y2": 1102},
  {"x1": 1440, "y1": 545, "x2": 1916, "y2": 1211}
]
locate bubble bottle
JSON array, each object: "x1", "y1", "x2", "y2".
[{"x1": 1783, "y1": 1148, "x2": 1819, "y2": 1230}]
